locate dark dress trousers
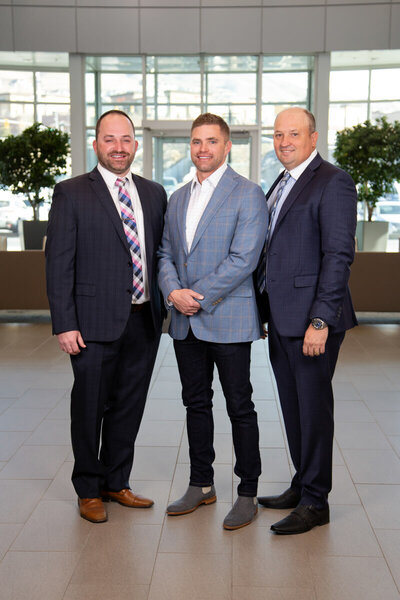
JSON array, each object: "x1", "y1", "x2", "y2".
[
  {"x1": 259, "y1": 153, "x2": 358, "y2": 507},
  {"x1": 46, "y1": 167, "x2": 167, "y2": 498}
]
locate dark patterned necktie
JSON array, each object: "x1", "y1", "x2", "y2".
[
  {"x1": 115, "y1": 177, "x2": 144, "y2": 300},
  {"x1": 257, "y1": 171, "x2": 291, "y2": 294}
]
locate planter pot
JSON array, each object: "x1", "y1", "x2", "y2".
[
  {"x1": 18, "y1": 220, "x2": 48, "y2": 250},
  {"x1": 355, "y1": 220, "x2": 389, "y2": 252}
]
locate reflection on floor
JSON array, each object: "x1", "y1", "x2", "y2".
[{"x1": 0, "y1": 323, "x2": 400, "y2": 599}]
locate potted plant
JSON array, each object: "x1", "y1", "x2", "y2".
[
  {"x1": 0, "y1": 123, "x2": 69, "y2": 249},
  {"x1": 334, "y1": 117, "x2": 400, "y2": 251}
]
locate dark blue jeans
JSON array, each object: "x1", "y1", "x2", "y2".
[{"x1": 174, "y1": 329, "x2": 261, "y2": 497}]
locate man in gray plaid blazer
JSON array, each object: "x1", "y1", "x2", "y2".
[{"x1": 158, "y1": 113, "x2": 268, "y2": 530}]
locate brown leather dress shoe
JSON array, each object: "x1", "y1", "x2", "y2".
[
  {"x1": 101, "y1": 488, "x2": 154, "y2": 508},
  {"x1": 78, "y1": 498, "x2": 107, "y2": 523}
]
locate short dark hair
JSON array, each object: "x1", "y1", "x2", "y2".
[
  {"x1": 95, "y1": 109, "x2": 135, "y2": 139},
  {"x1": 191, "y1": 113, "x2": 230, "y2": 140}
]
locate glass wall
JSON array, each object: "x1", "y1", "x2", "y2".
[
  {"x1": 329, "y1": 50, "x2": 400, "y2": 251},
  {"x1": 0, "y1": 52, "x2": 70, "y2": 249},
  {"x1": 85, "y1": 53, "x2": 314, "y2": 190},
  {"x1": 0, "y1": 52, "x2": 70, "y2": 137}
]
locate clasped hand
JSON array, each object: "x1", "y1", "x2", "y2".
[{"x1": 168, "y1": 289, "x2": 204, "y2": 316}]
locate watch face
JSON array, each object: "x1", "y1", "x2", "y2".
[{"x1": 312, "y1": 318, "x2": 324, "y2": 329}]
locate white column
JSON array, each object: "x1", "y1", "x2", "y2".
[
  {"x1": 313, "y1": 52, "x2": 330, "y2": 161},
  {"x1": 69, "y1": 53, "x2": 86, "y2": 177}
]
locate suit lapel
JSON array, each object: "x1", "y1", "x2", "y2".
[
  {"x1": 189, "y1": 165, "x2": 238, "y2": 254},
  {"x1": 89, "y1": 168, "x2": 130, "y2": 255},
  {"x1": 176, "y1": 182, "x2": 192, "y2": 255},
  {"x1": 272, "y1": 153, "x2": 321, "y2": 235}
]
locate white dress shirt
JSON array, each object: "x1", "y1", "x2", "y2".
[
  {"x1": 97, "y1": 163, "x2": 149, "y2": 303},
  {"x1": 268, "y1": 149, "x2": 318, "y2": 235},
  {"x1": 186, "y1": 163, "x2": 227, "y2": 252}
]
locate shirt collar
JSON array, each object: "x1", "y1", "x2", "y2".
[
  {"x1": 97, "y1": 163, "x2": 133, "y2": 188},
  {"x1": 190, "y1": 162, "x2": 228, "y2": 194},
  {"x1": 287, "y1": 149, "x2": 318, "y2": 181}
]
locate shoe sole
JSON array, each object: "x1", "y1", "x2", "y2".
[
  {"x1": 102, "y1": 496, "x2": 154, "y2": 508},
  {"x1": 271, "y1": 517, "x2": 330, "y2": 535},
  {"x1": 167, "y1": 495, "x2": 217, "y2": 516},
  {"x1": 223, "y1": 507, "x2": 258, "y2": 530},
  {"x1": 80, "y1": 512, "x2": 108, "y2": 523}
]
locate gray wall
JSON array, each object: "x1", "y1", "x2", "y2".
[{"x1": 0, "y1": 0, "x2": 399, "y2": 55}]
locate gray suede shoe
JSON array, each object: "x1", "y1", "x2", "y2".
[
  {"x1": 223, "y1": 496, "x2": 258, "y2": 530},
  {"x1": 167, "y1": 485, "x2": 217, "y2": 516}
]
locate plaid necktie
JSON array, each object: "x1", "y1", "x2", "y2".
[
  {"x1": 257, "y1": 171, "x2": 291, "y2": 294},
  {"x1": 115, "y1": 177, "x2": 144, "y2": 300}
]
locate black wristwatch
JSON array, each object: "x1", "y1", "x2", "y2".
[{"x1": 311, "y1": 318, "x2": 328, "y2": 330}]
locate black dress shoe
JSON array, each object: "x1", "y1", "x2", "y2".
[
  {"x1": 270, "y1": 504, "x2": 330, "y2": 535},
  {"x1": 257, "y1": 487, "x2": 301, "y2": 509}
]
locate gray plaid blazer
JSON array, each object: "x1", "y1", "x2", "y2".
[{"x1": 158, "y1": 165, "x2": 268, "y2": 343}]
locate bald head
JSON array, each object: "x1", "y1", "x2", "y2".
[{"x1": 273, "y1": 107, "x2": 318, "y2": 170}]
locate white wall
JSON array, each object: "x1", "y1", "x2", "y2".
[{"x1": 0, "y1": 0, "x2": 399, "y2": 54}]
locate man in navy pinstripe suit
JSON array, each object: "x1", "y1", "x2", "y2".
[
  {"x1": 46, "y1": 110, "x2": 167, "y2": 523},
  {"x1": 158, "y1": 113, "x2": 268, "y2": 530}
]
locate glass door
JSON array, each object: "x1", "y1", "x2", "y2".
[{"x1": 142, "y1": 121, "x2": 260, "y2": 195}]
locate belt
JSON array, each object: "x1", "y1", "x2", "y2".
[{"x1": 131, "y1": 302, "x2": 149, "y2": 313}]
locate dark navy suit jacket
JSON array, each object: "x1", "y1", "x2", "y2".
[
  {"x1": 46, "y1": 167, "x2": 167, "y2": 342},
  {"x1": 263, "y1": 153, "x2": 358, "y2": 337}
]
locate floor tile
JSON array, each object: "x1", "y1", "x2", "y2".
[
  {"x1": 259, "y1": 421, "x2": 285, "y2": 448},
  {"x1": 334, "y1": 401, "x2": 374, "y2": 423},
  {"x1": 0, "y1": 551, "x2": 79, "y2": 600},
  {"x1": 0, "y1": 524, "x2": 22, "y2": 560},
  {"x1": 342, "y1": 448, "x2": 400, "y2": 483},
  {"x1": 0, "y1": 479, "x2": 51, "y2": 523},
  {"x1": 70, "y1": 523, "x2": 162, "y2": 587},
  {"x1": 311, "y1": 556, "x2": 399, "y2": 600},
  {"x1": 374, "y1": 411, "x2": 400, "y2": 436},
  {"x1": 148, "y1": 552, "x2": 232, "y2": 600},
  {"x1": 25, "y1": 419, "x2": 70, "y2": 445},
  {"x1": 356, "y1": 484, "x2": 400, "y2": 529},
  {"x1": 254, "y1": 399, "x2": 279, "y2": 421},
  {"x1": 329, "y1": 465, "x2": 361, "y2": 505},
  {"x1": 11, "y1": 388, "x2": 66, "y2": 410},
  {"x1": 0, "y1": 445, "x2": 70, "y2": 479},
  {"x1": 131, "y1": 446, "x2": 179, "y2": 481},
  {"x1": 334, "y1": 421, "x2": 391, "y2": 450},
  {"x1": 375, "y1": 529, "x2": 400, "y2": 590},
  {"x1": 159, "y1": 501, "x2": 233, "y2": 554},
  {"x1": 0, "y1": 408, "x2": 49, "y2": 432},
  {"x1": 1, "y1": 324, "x2": 400, "y2": 600},
  {"x1": 302, "y1": 504, "x2": 381, "y2": 557},
  {"x1": 11, "y1": 499, "x2": 91, "y2": 551},
  {"x1": 0, "y1": 432, "x2": 30, "y2": 461},
  {"x1": 136, "y1": 419, "x2": 184, "y2": 447},
  {"x1": 142, "y1": 397, "x2": 186, "y2": 421},
  {"x1": 259, "y1": 448, "x2": 291, "y2": 483},
  {"x1": 233, "y1": 587, "x2": 316, "y2": 600},
  {"x1": 232, "y1": 526, "x2": 313, "y2": 588},
  {"x1": 63, "y1": 583, "x2": 149, "y2": 600}
]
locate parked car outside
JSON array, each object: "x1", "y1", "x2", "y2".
[
  {"x1": 375, "y1": 200, "x2": 400, "y2": 238},
  {"x1": 0, "y1": 192, "x2": 31, "y2": 232}
]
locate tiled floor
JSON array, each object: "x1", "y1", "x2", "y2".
[{"x1": 0, "y1": 323, "x2": 400, "y2": 599}]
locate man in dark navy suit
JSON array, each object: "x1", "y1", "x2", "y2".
[
  {"x1": 46, "y1": 110, "x2": 167, "y2": 523},
  {"x1": 257, "y1": 107, "x2": 357, "y2": 534}
]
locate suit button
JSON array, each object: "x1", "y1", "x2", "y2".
[
  {"x1": 128, "y1": 261, "x2": 132, "y2": 267},
  {"x1": 126, "y1": 289, "x2": 132, "y2": 294},
  {"x1": 184, "y1": 263, "x2": 187, "y2": 267}
]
